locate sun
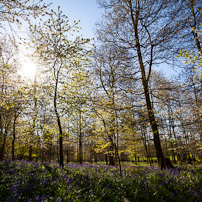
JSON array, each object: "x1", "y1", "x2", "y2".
[
  {"x1": 19, "y1": 59, "x2": 38, "y2": 78},
  {"x1": 18, "y1": 44, "x2": 39, "y2": 79}
]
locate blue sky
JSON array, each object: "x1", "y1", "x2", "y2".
[
  {"x1": 50, "y1": 0, "x2": 103, "y2": 39},
  {"x1": 17, "y1": 0, "x2": 177, "y2": 78},
  {"x1": 49, "y1": 1, "x2": 178, "y2": 77}
]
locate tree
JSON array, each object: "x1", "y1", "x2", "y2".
[
  {"x1": 0, "y1": 35, "x2": 21, "y2": 160},
  {"x1": 96, "y1": 0, "x2": 179, "y2": 168},
  {"x1": 177, "y1": 5, "x2": 202, "y2": 143},
  {"x1": 91, "y1": 43, "x2": 139, "y2": 172},
  {"x1": 29, "y1": 6, "x2": 90, "y2": 167},
  {"x1": 174, "y1": 0, "x2": 201, "y2": 138},
  {"x1": 11, "y1": 79, "x2": 25, "y2": 161},
  {"x1": 60, "y1": 66, "x2": 92, "y2": 164},
  {"x1": 0, "y1": 0, "x2": 50, "y2": 31}
]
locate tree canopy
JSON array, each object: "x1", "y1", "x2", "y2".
[{"x1": 0, "y1": 0, "x2": 201, "y2": 170}]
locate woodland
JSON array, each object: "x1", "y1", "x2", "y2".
[{"x1": 0, "y1": 0, "x2": 202, "y2": 173}]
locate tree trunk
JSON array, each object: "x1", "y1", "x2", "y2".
[
  {"x1": 79, "y1": 135, "x2": 83, "y2": 164},
  {"x1": 29, "y1": 146, "x2": 32, "y2": 161},
  {"x1": 12, "y1": 114, "x2": 17, "y2": 161},
  {"x1": 78, "y1": 110, "x2": 83, "y2": 164},
  {"x1": 94, "y1": 150, "x2": 98, "y2": 162},
  {"x1": 59, "y1": 136, "x2": 63, "y2": 167},
  {"x1": 142, "y1": 129, "x2": 151, "y2": 165},
  {"x1": 129, "y1": 1, "x2": 167, "y2": 169},
  {"x1": 0, "y1": 114, "x2": 6, "y2": 161},
  {"x1": 42, "y1": 148, "x2": 44, "y2": 162},
  {"x1": 66, "y1": 123, "x2": 70, "y2": 163},
  {"x1": 105, "y1": 154, "x2": 108, "y2": 165},
  {"x1": 0, "y1": 137, "x2": 6, "y2": 160},
  {"x1": 66, "y1": 148, "x2": 69, "y2": 163},
  {"x1": 49, "y1": 143, "x2": 52, "y2": 163},
  {"x1": 54, "y1": 75, "x2": 63, "y2": 168},
  {"x1": 109, "y1": 146, "x2": 115, "y2": 166}
]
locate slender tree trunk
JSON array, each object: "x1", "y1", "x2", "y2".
[
  {"x1": 109, "y1": 145, "x2": 115, "y2": 165},
  {"x1": 114, "y1": 107, "x2": 122, "y2": 174},
  {"x1": 49, "y1": 143, "x2": 52, "y2": 163},
  {"x1": 42, "y1": 148, "x2": 44, "y2": 162},
  {"x1": 0, "y1": 115, "x2": 3, "y2": 160},
  {"x1": 12, "y1": 113, "x2": 17, "y2": 161},
  {"x1": 66, "y1": 123, "x2": 70, "y2": 163},
  {"x1": 94, "y1": 149, "x2": 98, "y2": 162},
  {"x1": 29, "y1": 77, "x2": 37, "y2": 162},
  {"x1": 55, "y1": 111, "x2": 63, "y2": 166},
  {"x1": 105, "y1": 154, "x2": 108, "y2": 165},
  {"x1": 78, "y1": 110, "x2": 83, "y2": 164},
  {"x1": 115, "y1": 146, "x2": 122, "y2": 174},
  {"x1": 79, "y1": 140, "x2": 83, "y2": 164},
  {"x1": 0, "y1": 137, "x2": 6, "y2": 160},
  {"x1": 66, "y1": 149, "x2": 69, "y2": 163},
  {"x1": 90, "y1": 143, "x2": 94, "y2": 164},
  {"x1": 54, "y1": 75, "x2": 63, "y2": 168},
  {"x1": 57, "y1": 140, "x2": 60, "y2": 163},
  {"x1": 142, "y1": 128, "x2": 150, "y2": 164},
  {"x1": 79, "y1": 132, "x2": 83, "y2": 164},
  {"x1": 134, "y1": 154, "x2": 137, "y2": 165},
  {"x1": 0, "y1": 114, "x2": 7, "y2": 160},
  {"x1": 29, "y1": 146, "x2": 32, "y2": 161}
]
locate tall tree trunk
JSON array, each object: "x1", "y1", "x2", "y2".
[
  {"x1": 66, "y1": 123, "x2": 70, "y2": 163},
  {"x1": 0, "y1": 114, "x2": 6, "y2": 161},
  {"x1": 144, "y1": 79, "x2": 166, "y2": 169},
  {"x1": 29, "y1": 77, "x2": 37, "y2": 162},
  {"x1": 54, "y1": 76, "x2": 63, "y2": 168},
  {"x1": 78, "y1": 110, "x2": 83, "y2": 164},
  {"x1": 79, "y1": 133, "x2": 83, "y2": 164},
  {"x1": 12, "y1": 113, "x2": 17, "y2": 161},
  {"x1": 114, "y1": 105, "x2": 122, "y2": 174},
  {"x1": 129, "y1": 0, "x2": 166, "y2": 169}
]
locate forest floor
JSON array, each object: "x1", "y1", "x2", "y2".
[{"x1": 0, "y1": 160, "x2": 202, "y2": 202}]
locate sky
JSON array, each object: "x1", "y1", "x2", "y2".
[
  {"x1": 16, "y1": 0, "x2": 178, "y2": 78},
  {"x1": 49, "y1": 0, "x2": 103, "y2": 39},
  {"x1": 47, "y1": 0, "x2": 178, "y2": 78},
  {"x1": 10, "y1": 0, "x2": 103, "y2": 40}
]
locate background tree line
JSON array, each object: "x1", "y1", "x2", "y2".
[{"x1": 0, "y1": 0, "x2": 201, "y2": 169}]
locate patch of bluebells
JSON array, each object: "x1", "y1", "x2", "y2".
[{"x1": 0, "y1": 161, "x2": 202, "y2": 201}]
